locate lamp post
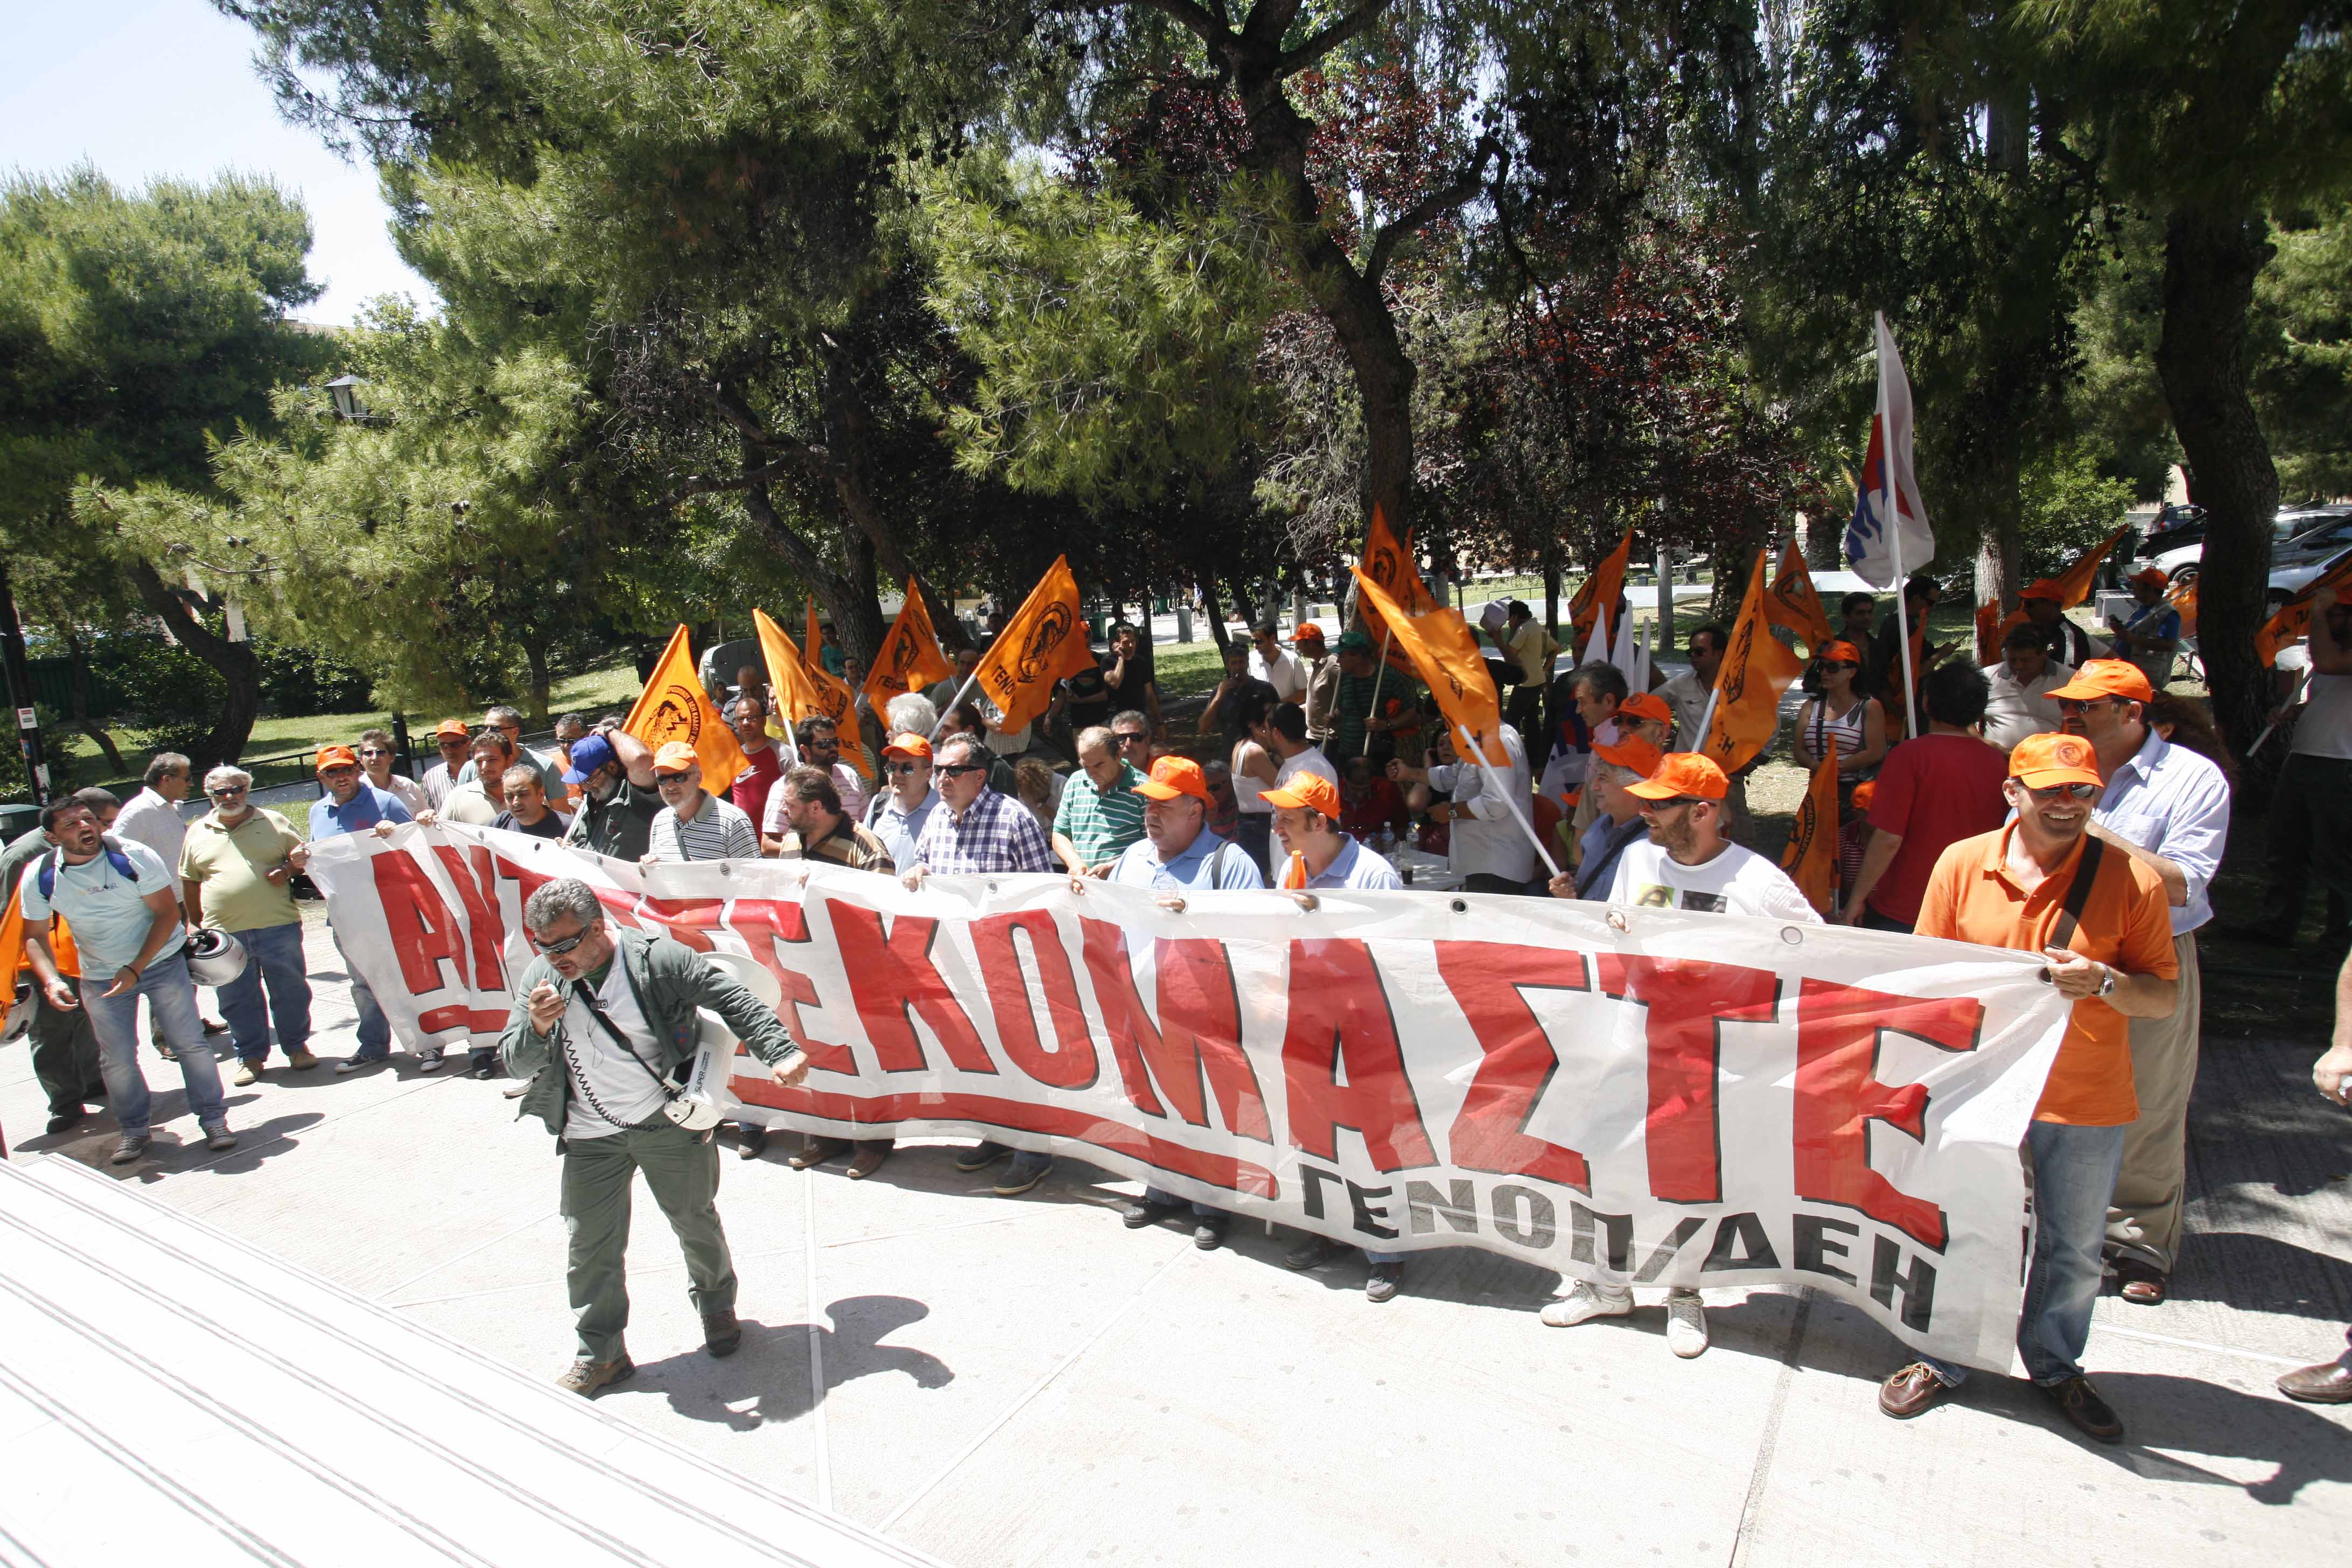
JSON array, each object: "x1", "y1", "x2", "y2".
[{"x1": 325, "y1": 374, "x2": 367, "y2": 422}]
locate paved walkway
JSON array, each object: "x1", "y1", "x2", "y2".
[{"x1": 4, "y1": 909, "x2": 2346, "y2": 1566}]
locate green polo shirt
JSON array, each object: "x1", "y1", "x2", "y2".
[
  {"x1": 177, "y1": 808, "x2": 304, "y2": 933},
  {"x1": 1053, "y1": 761, "x2": 1147, "y2": 866}
]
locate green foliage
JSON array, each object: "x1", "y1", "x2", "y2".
[
  {"x1": 109, "y1": 632, "x2": 232, "y2": 760},
  {"x1": 2018, "y1": 441, "x2": 2137, "y2": 579},
  {"x1": 2250, "y1": 204, "x2": 2352, "y2": 500}
]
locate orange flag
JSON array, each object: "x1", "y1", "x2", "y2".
[
  {"x1": 1780, "y1": 741, "x2": 1843, "y2": 915},
  {"x1": 1349, "y1": 565, "x2": 1503, "y2": 761},
  {"x1": 0, "y1": 888, "x2": 24, "y2": 988},
  {"x1": 1765, "y1": 538, "x2": 1835, "y2": 648},
  {"x1": 2258, "y1": 553, "x2": 2352, "y2": 666},
  {"x1": 1973, "y1": 601, "x2": 2007, "y2": 666},
  {"x1": 624, "y1": 625, "x2": 751, "y2": 788},
  {"x1": 2167, "y1": 577, "x2": 2199, "y2": 638},
  {"x1": 1980, "y1": 526, "x2": 2133, "y2": 664},
  {"x1": 1699, "y1": 549, "x2": 1809, "y2": 775},
  {"x1": 1354, "y1": 504, "x2": 1439, "y2": 675},
  {"x1": 1567, "y1": 527, "x2": 1635, "y2": 650},
  {"x1": 864, "y1": 578, "x2": 954, "y2": 711},
  {"x1": 803, "y1": 599, "x2": 873, "y2": 778},
  {"x1": 754, "y1": 607, "x2": 849, "y2": 761},
  {"x1": 973, "y1": 555, "x2": 1100, "y2": 733}
]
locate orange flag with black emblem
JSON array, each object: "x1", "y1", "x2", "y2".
[
  {"x1": 803, "y1": 598, "x2": 873, "y2": 778},
  {"x1": 1780, "y1": 740, "x2": 1842, "y2": 915},
  {"x1": 1353, "y1": 504, "x2": 1439, "y2": 676},
  {"x1": 1766, "y1": 539, "x2": 1835, "y2": 648},
  {"x1": 624, "y1": 625, "x2": 750, "y2": 787},
  {"x1": 865, "y1": 578, "x2": 954, "y2": 711},
  {"x1": 1699, "y1": 549, "x2": 1809, "y2": 775},
  {"x1": 1979, "y1": 527, "x2": 2133, "y2": 664},
  {"x1": 754, "y1": 608, "x2": 844, "y2": 767},
  {"x1": 1349, "y1": 565, "x2": 1503, "y2": 762},
  {"x1": 1567, "y1": 527, "x2": 1635, "y2": 650},
  {"x1": 974, "y1": 555, "x2": 1100, "y2": 733}
]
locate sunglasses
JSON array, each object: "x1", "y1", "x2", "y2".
[
  {"x1": 320, "y1": 765, "x2": 358, "y2": 779},
  {"x1": 208, "y1": 785, "x2": 248, "y2": 799},
  {"x1": 1821, "y1": 661, "x2": 1857, "y2": 673},
  {"x1": 1114, "y1": 732, "x2": 1149, "y2": 745},
  {"x1": 2021, "y1": 781, "x2": 2098, "y2": 801},
  {"x1": 358, "y1": 747, "x2": 390, "y2": 758},
  {"x1": 2054, "y1": 697, "x2": 2117, "y2": 715},
  {"x1": 1640, "y1": 796, "x2": 1705, "y2": 811},
  {"x1": 936, "y1": 762, "x2": 987, "y2": 779},
  {"x1": 530, "y1": 926, "x2": 598, "y2": 956},
  {"x1": 885, "y1": 761, "x2": 923, "y2": 775}
]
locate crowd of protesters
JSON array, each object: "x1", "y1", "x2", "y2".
[{"x1": 8, "y1": 589, "x2": 2348, "y2": 1422}]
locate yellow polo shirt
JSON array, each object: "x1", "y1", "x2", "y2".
[{"x1": 178, "y1": 808, "x2": 304, "y2": 933}]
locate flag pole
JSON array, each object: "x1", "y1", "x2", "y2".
[
  {"x1": 1461, "y1": 724, "x2": 1560, "y2": 880},
  {"x1": 1361, "y1": 627, "x2": 1393, "y2": 757},
  {"x1": 1878, "y1": 311, "x2": 1922, "y2": 740},
  {"x1": 927, "y1": 669, "x2": 984, "y2": 743}
]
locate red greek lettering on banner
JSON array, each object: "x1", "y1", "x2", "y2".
[
  {"x1": 824, "y1": 900, "x2": 995, "y2": 1074},
  {"x1": 1593, "y1": 953, "x2": 1782, "y2": 1205},
  {"x1": 1793, "y1": 979, "x2": 1983, "y2": 1251},
  {"x1": 727, "y1": 896, "x2": 853, "y2": 1075},
  {"x1": 428, "y1": 843, "x2": 508, "y2": 992},
  {"x1": 1077, "y1": 917, "x2": 1269, "y2": 1139},
  {"x1": 369, "y1": 850, "x2": 467, "y2": 996},
  {"x1": 1432, "y1": 941, "x2": 1593, "y2": 1192},
  {"x1": 1278, "y1": 938, "x2": 1436, "y2": 1173},
  {"x1": 971, "y1": 911, "x2": 1098, "y2": 1090}
]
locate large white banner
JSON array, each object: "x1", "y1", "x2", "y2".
[{"x1": 306, "y1": 825, "x2": 2073, "y2": 1370}]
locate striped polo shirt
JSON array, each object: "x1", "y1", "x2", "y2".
[
  {"x1": 648, "y1": 792, "x2": 760, "y2": 862},
  {"x1": 1053, "y1": 761, "x2": 1147, "y2": 866}
]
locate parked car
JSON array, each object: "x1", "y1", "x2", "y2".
[
  {"x1": 2270, "y1": 519, "x2": 2352, "y2": 608},
  {"x1": 2130, "y1": 504, "x2": 2352, "y2": 587}
]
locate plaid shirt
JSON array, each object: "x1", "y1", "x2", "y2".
[
  {"x1": 913, "y1": 786, "x2": 1056, "y2": 875},
  {"x1": 1053, "y1": 761, "x2": 1147, "y2": 866}
]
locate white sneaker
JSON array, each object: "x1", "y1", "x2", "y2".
[
  {"x1": 1541, "y1": 1281, "x2": 1633, "y2": 1328},
  {"x1": 1664, "y1": 1290, "x2": 1709, "y2": 1358}
]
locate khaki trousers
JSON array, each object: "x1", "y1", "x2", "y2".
[
  {"x1": 2105, "y1": 930, "x2": 2202, "y2": 1273},
  {"x1": 562, "y1": 1122, "x2": 737, "y2": 1362}
]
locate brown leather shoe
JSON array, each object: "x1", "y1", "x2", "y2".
[
  {"x1": 2112, "y1": 1257, "x2": 2167, "y2": 1305},
  {"x1": 2040, "y1": 1375, "x2": 2124, "y2": 1444},
  {"x1": 790, "y1": 1136, "x2": 852, "y2": 1170},
  {"x1": 2278, "y1": 1359, "x2": 2352, "y2": 1404},
  {"x1": 846, "y1": 1141, "x2": 891, "y2": 1180},
  {"x1": 1878, "y1": 1361, "x2": 1952, "y2": 1419},
  {"x1": 557, "y1": 1354, "x2": 634, "y2": 1396}
]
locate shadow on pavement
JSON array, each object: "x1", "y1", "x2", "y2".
[
  {"x1": 2085, "y1": 1369, "x2": 2352, "y2": 1506},
  {"x1": 2163, "y1": 1228, "x2": 2352, "y2": 1324},
  {"x1": 638, "y1": 1294, "x2": 954, "y2": 1431}
]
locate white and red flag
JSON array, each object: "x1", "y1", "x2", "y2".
[{"x1": 1844, "y1": 311, "x2": 1934, "y2": 589}]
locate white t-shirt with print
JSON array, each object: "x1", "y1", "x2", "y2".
[
  {"x1": 1607, "y1": 838, "x2": 1822, "y2": 922},
  {"x1": 560, "y1": 961, "x2": 671, "y2": 1140}
]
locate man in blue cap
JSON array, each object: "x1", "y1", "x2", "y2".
[{"x1": 561, "y1": 726, "x2": 662, "y2": 863}]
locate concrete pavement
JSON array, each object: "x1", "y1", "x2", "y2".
[{"x1": 4, "y1": 907, "x2": 2346, "y2": 1566}]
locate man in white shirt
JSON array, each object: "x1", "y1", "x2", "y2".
[
  {"x1": 1542, "y1": 751, "x2": 1818, "y2": 1359},
  {"x1": 111, "y1": 753, "x2": 192, "y2": 904},
  {"x1": 1982, "y1": 622, "x2": 2074, "y2": 752},
  {"x1": 1656, "y1": 626, "x2": 1726, "y2": 752},
  {"x1": 1391, "y1": 722, "x2": 1537, "y2": 894},
  {"x1": 762, "y1": 718, "x2": 869, "y2": 838},
  {"x1": 1249, "y1": 619, "x2": 1306, "y2": 704},
  {"x1": 646, "y1": 744, "x2": 761, "y2": 862},
  {"x1": 358, "y1": 728, "x2": 430, "y2": 815},
  {"x1": 2256, "y1": 582, "x2": 2352, "y2": 951}
]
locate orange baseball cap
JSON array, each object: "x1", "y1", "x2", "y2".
[
  {"x1": 2127, "y1": 565, "x2": 2169, "y2": 590},
  {"x1": 314, "y1": 745, "x2": 359, "y2": 774},
  {"x1": 1818, "y1": 640, "x2": 1864, "y2": 664},
  {"x1": 1619, "y1": 691, "x2": 1674, "y2": 728},
  {"x1": 2009, "y1": 732, "x2": 2103, "y2": 789},
  {"x1": 1624, "y1": 752, "x2": 1730, "y2": 802},
  {"x1": 1593, "y1": 735, "x2": 1664, "y2": 778},
  {"x1": 1262, "y1": 772, "x2": 1342, "y2": 818},
  {"x1": 651, "y1": 741, "x2": 700, "y2": 775},
  {"x1": 882, "y1": 732, "x2": 932, "y2": 759},
  {"x1": 1293, "y1": 621, "x2": 1326, "y2": 644},
  {"x1": 433, "y1": 719, "x2": 471, "y2": 741},
  {"x1": 1134, "y1": 755, "x2": 1211, "y2": 802},
  {"x1": 2045, "y1": 658, "x2": 2154, "y2": 705}
]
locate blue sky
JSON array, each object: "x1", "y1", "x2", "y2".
[{"x1": 2, "y1": 0, "x2": 434, "y2": 324}]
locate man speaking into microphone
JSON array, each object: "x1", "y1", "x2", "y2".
[{"x1": 501, "y1": 878, "x2": 810, "y2": 1397}]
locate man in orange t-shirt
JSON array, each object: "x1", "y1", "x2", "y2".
[{"x1": 1877, "y1": 732, "x2": 2179, "y2": 1445}]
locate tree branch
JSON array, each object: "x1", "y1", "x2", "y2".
[
  {"x1": 1238, "y1": 0, "x2": 1306, "y2": 54},
  {"x1": 1273, "y1": 1, "x2": 1388, "y2": 76},
  {"x1": 1365, "y1": 135, "x2": 1504, "y2": 288},
  {"x1": 649, "y1": 456, "x2": 811, "y2": 510},
  {"x1": 740, "y1": 479, "x2": 844, "y2": 594}
]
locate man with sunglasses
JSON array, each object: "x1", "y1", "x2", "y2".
[
  {"x1": 862, "y1": 732, "x2": 942, "y2": 867},
  {"x1": 907, "y1": 733, "x2": 1061, "y2": 1197},
  {"x1": 1546, "y1": 752, "x2": 1817, "y2": 1356},
  {"x1": 358, "y1": 728, "x2": 428, "y2": 815},
  {"x1": 2045, "y1": 660, "x2": 2230, "y2": 1310},
  {"x1": 420, "y1": 719, "x2": 475, "y2": 809},
  {"x1": 179, "y1": 766, "x2": 314, "y2": 1084},
  {"x1": 1880, "y1": 732, "x2": 2180, "y2": 1442},
  {"x1": 761, "y1": 718, "x2": 867, "y2": 852},
  {"x1": 1109, "y1": 710, "x2": 1156, "y2": 775},
  {"x1": 560, "y1": 729, "x2": 663, "y2": 863},
  {"x1": 291, "y1": 746, "x2": 412, "y2": 1072},
  {"x1": 503, "y1": 878, "x2": 811, "y2": 1397},
  {"x1": 455, "y1": 704, "x2": 568, "y2": 801}
]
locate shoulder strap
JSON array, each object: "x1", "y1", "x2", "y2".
[
  {"x1": 2050, "y1": 835, "x2": 2106, "y2": 952},
  {"x1": 571, "y1": 976, "x2": 680, "y2": 1096}
]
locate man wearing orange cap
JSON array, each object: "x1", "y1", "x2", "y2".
[
  {"x1": 1545, "y1": 751, "x2": 1817, "y2": 1356},
  {"x1": 292, "y1": 745, "x2": 413, "y2": 1072},
  {"x1": 645, "y1": 744, "x2": 760, "y2": 863},
  {"x1": 1295, "y1": 621, "x2": 1340, "y2": 746},
  {"x1": 861, "y1": 731, "x2": 943, "y2": 868},
  {"x1": 2105, "y1": 566, "x2": 2182, "y2": 691},
  {"x1": 1545, "y1": 734, "x2": 1660, "y2": 901},
  {"x1": 421, "y1": 720, "x2": 475, "y2": 810},
  {"x1": 1879, "y1": 732, "x2": 2180, "y2": 1443},
  {"x1": 2043, "y1": 659, "x2": 2229, "y2": 1307},
  {"x1": 2255, "y1": 580, "x2": 2352, "y2": 953},
  {"x1": 1258, "y1": 770, "x2": 1415, "y2": 1299},
  {"x1": 1616, "y1": 690, "x2": 1676, "y2": 750},
  {"x1": 1108, "y1": 755, "x2": 1268, "y2": 1249},
  {"x1": 2019, "y1": 581, "x2": 2103, "y2": 668}
]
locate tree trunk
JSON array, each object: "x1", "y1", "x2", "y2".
[
  {"x1": 1196, "y1": 550, "x2": 1233, "y2": 659},
  {"x1": 2157, "y1": 207, "x2": 2278, "y2": 771},
  {"x1": 61, "y1": 629, "x2": 126, "y2": 775},
  {"x1": 1805, "y1": 507, "x2": 1842, "y2": 570},
  {"x1": 129, "y1": 558, "x2": 259, "y2": 772},
  {"x1": 522, "y1": 640, "x2": 551, "y2": 728},
  {"x1": 1974, "y1": 429, "x2": 2024, "y2": 613}
]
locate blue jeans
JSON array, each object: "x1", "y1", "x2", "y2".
[
  {"x1": 334, "y1": 927, "x2": 391, "y2": 1059},
  {"x1": 216, "y1": 922, "x2": 313, "y2": 1062},
  {"x1": 1927, "y1": 1119, "x2": 2126, "y2": 1387},
  {"x1": 80, "y1": 950, "x2": 228, "y2": 1136}
]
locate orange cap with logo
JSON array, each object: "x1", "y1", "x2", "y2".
[
  {"x1": 1618, "y1": 691, "x2": 1674, "y2": 727},
  {"x1": 1818, "y1": 640, "x2": 1863, "y2": 665},
  {"x1": 1592, "y1": 735, "x2": 1664, "y2": 778},
  {"x1": 433, "y1": 719, "x2": 471, "y2": 741},
  {"x1": 1623, "y1": 752, "x2": 1730, "y2": 801},
  {"x1": 314, "y1": 745, "x2": 359, "y2": 775},
  {"x1": 1134, "y1": 755, "x2": 1212, "y2": 802},
  {"x1": 2043, "y1": 658, "x2": 2154, "y2": 705},
  {"x1": 651, "y1": 741, "x2": 700, "y2": 775},
  {"x1": 1262, "y1": 772, "x2": 1342, "y2": 819},
  {"x1": 2008, "y1": 731, "x2": 2103, "y2": 790},
  {"x1": 2127, "y1": 565, "x2": 2169, "y2": 590},
  {"x1": 882, "y1": 732, "x2": 932, "y2": 759}
]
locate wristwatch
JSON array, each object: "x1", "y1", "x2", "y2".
[{"x1": 2097, "y1": 965, "x2": 2117, "y2": 997}]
